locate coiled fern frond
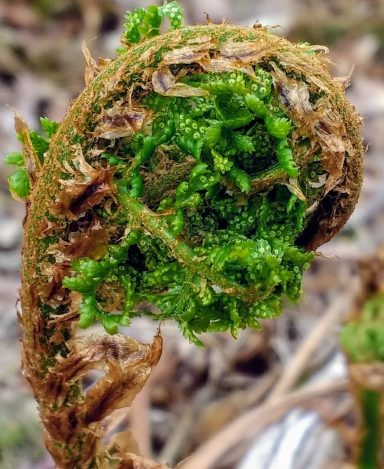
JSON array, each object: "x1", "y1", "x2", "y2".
[{"x1": 6, "y1": 2, "x2": 363, "y2": 467}]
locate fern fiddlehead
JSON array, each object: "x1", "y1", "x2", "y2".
[{"x1": 6, "y1": 2, "x2": 364, "y2": 467}]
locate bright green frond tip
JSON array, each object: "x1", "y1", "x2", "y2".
[
  {"x1": 8, "y1": 168, "x2": 30, "y2": 200},
  {"x1": 40, "y1": 117, "x2": 59, "y2": 138},
  {"x1": 121, "y1": 0, "x2": 184, "y2": 50},
  {"x1": 4, "y1": 151, "x2": 30, "y2": 200},
  {"x1": 5, "y1": 117, "x2": 59, "y2": 200},
  {"x1": 341, "y1": 293, "x2": 384, "y2": 363},
  {"x1": 159, "y1": 1, "x2": 184, "y2": 29},
  {"x1": 4, "y1": 152, "x2": 24, "y2": 167}
]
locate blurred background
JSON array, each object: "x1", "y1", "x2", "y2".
[{"x1": 1, "y1": 1, "x2": 384, "y2": 468}]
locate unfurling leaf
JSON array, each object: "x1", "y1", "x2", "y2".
[{"x1": 8, "y1": 168, "x2": 30, "y2": 199}]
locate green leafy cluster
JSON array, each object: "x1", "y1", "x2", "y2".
[
  {"x1": 142, "y1": 69, "x2": 295, "y2": 178},
  {"x1": 62, "y1": 67, "x2": 318, "y2": 344},
  {"x1": 120, "y1": 0, "x2": 183, "y2": 50},
  {"x1": 4, "y1": 117, "x2": 59, "y2": 199},
  {"x1": 340, "y1": 293, "x2": 384, "y2": 363},
  {"x1": 4, "y1": 151, "x2": 30, "y2": 200},
  {"x1": 63, "y1": 231, "x2": 141, "y2": 334}
]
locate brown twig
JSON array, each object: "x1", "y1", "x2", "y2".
[
  {"x1": 178, "y1": 379, "x2": 348, "y2": 469},
  {"x1": 159, "y1": 387, "x2": 213, "y2": 466},
  {"x1": 130, "y1": 379, "x2": 153, "y2": 458},
  {"x1": 268, "y1": 288, "x2": 358, "y2": 402}
]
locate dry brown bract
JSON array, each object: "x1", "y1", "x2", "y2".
[
  {"x1": 39, "y1": 334, "x2": 162, "y2": 468},
  {"x1": 96, "y1": 108, "x2": 148, "y2": 139},
  {"x1": 162, "y1": 41, "x2": 213, "y2": 65},
  {"x1": 219, "y1": 39, "x2": 278, "y2": 62},
  {"x1": 49, "y1": 221, "x2": 109, "y2": 263},
  {"x1": 54, "y1": 145, "x2": 115, "y2": 218},
  {"x1": 152, "y1": 66, "x2": 208, "y2": 97},
  {"x1": 82, "y1": 42, "x2": 100, "y2": 86},
  {"x1": 14, "y1": 111, "x2": 41, "y2": 189}
]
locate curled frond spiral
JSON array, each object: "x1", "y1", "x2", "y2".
[{"x1": 7, "y1": 2, "x2": 363, "y2": 466}]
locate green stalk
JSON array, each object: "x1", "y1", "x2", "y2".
[
  {"x1": 358, "y1": 388, "x2": 382, "y2": 469},
  {"x1": 341, "y1": 292, "x2": 384, "y2": 468}
]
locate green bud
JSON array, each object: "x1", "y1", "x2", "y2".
[
  {"x1": 78, "y1": 297, "x2": 98, "y2": 329},
  {"x1": 4, "y1": 152, "x2": 24, "y2": 167},
  {"x1": 8, "y1": 169, "x2": 30, "y2": 200},
  {"x1": 40, "y1": 117, "x2": 60, "y2": 138},
  {"x1": 265, "y1": 115, "x2": 291, "y2": 139},
  {"x1": 102, "y1": 314, "x2": 120, "y2": 335},
  {"x1": 229, "y1": 166, "x2": 251, "y2": 193}
]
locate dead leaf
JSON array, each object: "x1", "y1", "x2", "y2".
[
  {"x1": 95, "y1": 108, "x2": 147, "y2": 139},
  {"x1": 55, "y1": 168, "x2": 115, "y2": 218},
  {"x1": 200, "y1": 57, "x2": 256, "y2": 78},
  {"x1": 43, "y1": 334, "x2": 162, "y2": 433},
  {"x1": 152, "y1": 66, "x2": 208, "y2": 97},
  {"x1": 315, "y1": 112, "x2": 347, "y2": 192},
  {"x1": 275, "y1": 50, "x2": 331, "y2": 93},
  {"x1": 82, "y1": 41, "x2": 99, "y2": 86},
  {"x1": 219, "y1": 40, "x2": 278, "y2": 63},
  {"x1": 270, "y1": 62, "x2": 348, "y2": 194},
  {"x1": 284, "y1": 178, "x2": 307, "y2": 201},
  {"x1": 271, "y1": 64, "x2": 313, "y2": 115},
  {"x1": 37, "y1": 263, "x2": 69, "y2": 307},
  {"x1": 83, "y1": 336, "x2": 161, "y2": 424},
  {"x1": 54, "y1": 145, "x2": 115, "y2": 218},
  {"x1": 51, "y1": 222, "x2": 108, "y2": 262},
  {"x1": 162, "y1": 42, "x2": 212, "y2": 65}
]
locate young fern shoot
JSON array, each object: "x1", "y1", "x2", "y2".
[{"x1": 6, "y1": 1, "x2": 364, "y2": 467}]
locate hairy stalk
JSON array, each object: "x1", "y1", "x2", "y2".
[{"x1": 5, "y1": 1, "x2": 364, "y2": 467}]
